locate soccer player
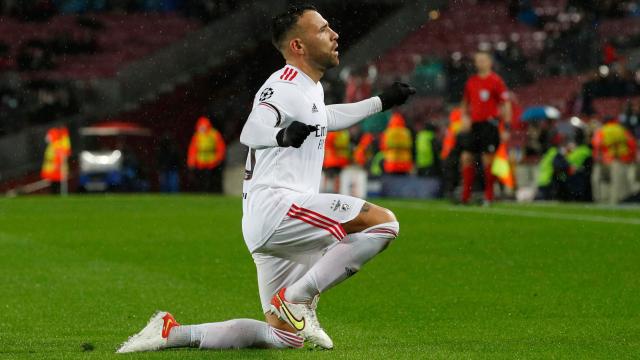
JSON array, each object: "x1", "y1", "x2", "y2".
[
  {"x1": 116, "y1": 4, "x2": 415, "y2": 353},
  {"x1": 459, "y1": 51, "x2": 512, "y2": 204}
]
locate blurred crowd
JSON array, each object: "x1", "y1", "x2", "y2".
[{"x1": 0, "y1": 0, "x2": 244, "y2": 22}]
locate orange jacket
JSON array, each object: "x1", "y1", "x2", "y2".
[
  {"x1": 188, "y1": 117, "x2": 226, "y2": 170},
  {"x1": 441, "y1": 108, "x2": 463, "y2": 159},
  {"x1": 592, "y1": 121, "x2": 636, "y2": 164},
  {"x1": 380, "y1": 113, "x2": 413, "y2": 174},
  {"x1": 323, "y1": 130, "x2": 350, "y2": 169},
  {"x1": 354, "y1": 133, "x2": 375, "y2": 167},
  {"x1": 41, "y1": 127, "x2": 71, "y2": 182}
]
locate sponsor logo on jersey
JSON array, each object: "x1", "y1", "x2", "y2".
[
  {"x1": 312, "y1": 103, "x2": 318, "y2": 113},
  {"x1": 259, "y1": 87, "x2": 274, "y2": 102},
  {"x1": 313, "y1": 125, "x2": 326, "y2": 137}
]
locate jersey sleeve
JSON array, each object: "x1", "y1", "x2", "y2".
[
  {"x1": 239, "y1": 82, "x2": 301, "y2": 149},
  {"x1": 239, "y1": 106, "x2": 282, "y2": 149},
  {"x1": 325, "y1": 97, "x2": 382, "y2": 131},
  {"x1": 255, "y1": 82, "x2": 301, "y2": 127}
]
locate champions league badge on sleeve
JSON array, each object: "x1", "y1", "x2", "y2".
[{"x1": 259, "y1": 87, "x2": 274, "y2": 102}]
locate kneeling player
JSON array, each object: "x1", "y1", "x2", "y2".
[{"x1": 117, "y1": 4, "x2": 414, "y2": 353}]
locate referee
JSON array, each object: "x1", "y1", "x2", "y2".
[{"x1": 459, "y1": 51, "x2": 512, "y2": 204}]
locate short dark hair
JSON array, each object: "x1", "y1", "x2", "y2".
[{"x1": 271, "y1": 4, "x2": 317, "y2": 51}]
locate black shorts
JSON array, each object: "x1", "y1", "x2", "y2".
[{"x1": 459, "y1": 120, "x2": 500, "y2": 154}]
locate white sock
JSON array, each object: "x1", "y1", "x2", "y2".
[
  {"x1": 285, "y1": 221, "x2": 399, "y2": 303},
  {"x1": 167, "y1": 319, "x2": 303, "y2": 349}
]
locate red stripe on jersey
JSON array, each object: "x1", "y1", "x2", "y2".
[
  {"x1": 290, "y1": 204, "x2": 346, "y2": 237},
  {"x1": 288, "y1": 211, "x2": 343, "y2": 240},
  {"x1": 290, "y1": 204, "x2": 345, "y2": 235},
  {"x1": 280, "y1": 67, "x2": 291, "y2": 80},
  {"x1": 287, "y1": 70, "x2": 298, "y2": 81},
  {"x1": 288, "y1": 209, "x2": 344, "y2": 240}
]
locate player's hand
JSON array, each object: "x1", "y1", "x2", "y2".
[
  {"x1": 277, "y1": 121, "x2": 317, "y2": 148},
  {"x1": 378, "y1": 82, "x2": 416, "y2": 111}
]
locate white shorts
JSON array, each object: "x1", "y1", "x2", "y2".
[{"x1": 251, "y1": 192, "x2": 365, "y2": 313}]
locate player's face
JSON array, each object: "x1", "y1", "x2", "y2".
[
  {"x1": 474, "y1": 53, "x2": 492, "y2": 73},
  {"x1": 298, "y1": 11, "x2": 339, "y2": 69}
]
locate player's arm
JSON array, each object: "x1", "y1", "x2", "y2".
[
  {"x1": 239, "y1": 105, "x2": 283, "y2": 149},
  {"x1": 326, "y1": 82, "x2": 415, "y2": 131},
  {"x1": 240, "y1": 103, "x2": 316, "y2": 149},
  {"x1": 325, "y1": 97, "x2": 381, "y2": 131},
  {"x1": 497, "y1": 79, "x2": 512, "y2": 126},
  {"x1": 460, "y1": 82, "x2": 471, "y2": 131},
  {"x1": 501, "y1": 99, "x2": 512, "y2": 126}
]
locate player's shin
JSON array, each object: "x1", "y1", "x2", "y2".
[
  {"x1": 168, "y1": 319, "x2": 302, "y2": 349},
  {"x1": 285, "y1": 221, "x2": 399, "y2": 303}
]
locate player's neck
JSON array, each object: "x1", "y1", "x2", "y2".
[
  {"x1": 477, "y1": 70, "x2": 491, "y2": 78},
  {"x1": 286, "y1": 60, "x2": 323, "y2": 83}
]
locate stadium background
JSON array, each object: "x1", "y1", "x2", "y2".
[
  {"x1": 1, "y1": 0, "x2": 639, "y2": 201},
  {"x1": 1, "y1": 0, "x2": 640, "y2": 358}
]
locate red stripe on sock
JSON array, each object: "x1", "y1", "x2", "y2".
[
  {"x1": 366, "y1": 228, "x2": 398, "y2": 237},
  {"x1": 272, "y1": 328, "x2": 303, "y2": 348}
]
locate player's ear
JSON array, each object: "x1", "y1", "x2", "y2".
[{"x1": 289, "y1": 38, "x2": 304, "y2": 55}]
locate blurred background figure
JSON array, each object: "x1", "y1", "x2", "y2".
[
  {"x1": 380, "y1": 112, "x2": 413, "y2": 175},
  {"x1": 566, "y1": 126, "x2": 593, "y2": 202},
  {"x1": 322, "y1": 130, "x2": 350, "y2": 193},
  {"x1": 158, "y1": 133, "x2": 181, "y2": 193},
  {"x1": 41, "y1": 126, "x2": 70, "y2": 194},
  {"x1": 592, "y1": 117, "x2": 637, "y2": 203},
  {"x1": 187, "y1": 116, "x2": 225, "y2": 193},
  {"x1": 459, "y1": 51, "x2": 512, "y2": 205},
  {"x1": 414, "y1": 121, "x2": 440, "y2": 178},
  {"x1": 536, "y1": 132, "x2": 571, "y2": 201}
]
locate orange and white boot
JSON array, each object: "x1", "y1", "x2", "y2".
[
  {"x1": 116, "y1": 311, "x2": 180, "y2": 353},
  {"x1": 270, "y1": 288, "x2": 333, "y2": 349}
]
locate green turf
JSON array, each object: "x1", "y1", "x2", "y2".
[{"x1": 1, "y1": 195, "x2": 639, "y2": 359}]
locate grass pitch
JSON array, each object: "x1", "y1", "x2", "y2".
[{"x1": 1, "y1": 195, "x2": 639, "y2": 359}]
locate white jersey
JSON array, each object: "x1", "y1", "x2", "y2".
[{"x1": 240, "y1": 64, "x2": 382, "y2": 253}]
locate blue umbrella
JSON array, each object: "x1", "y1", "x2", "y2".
[{"x1": 521, "y1": 106, "x2": 560, "y2": 122}]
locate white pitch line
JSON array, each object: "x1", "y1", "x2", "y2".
[{"x1": 386, "y1": 202, "x2": 640, "y2": 226}]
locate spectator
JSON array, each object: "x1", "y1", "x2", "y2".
[
  {"x1": 414, "y1": 122, "x2": 440, "y2": 178},
  {"x1": 566, "y1": 127, "x2": 593, "y2": 201},
  {"x1": 591, "y1": 117, "x2": 637, "y2": 203},
  {"x1": 187, "y1": 116, "x2": 226, "y2": 193},
  {"x1": 536, "y1": 132, "x2": 571, "y2": 200},
  {"x1": 380, "y1": 112, "x2": 413, "y2": 175}
]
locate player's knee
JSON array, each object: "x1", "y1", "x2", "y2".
[
  {"x1": 378, "y1": 207, "x2": 397, "y2": 224},
  {"x1": 366, "y1": 214, "x2": 399, "y2": 252}
]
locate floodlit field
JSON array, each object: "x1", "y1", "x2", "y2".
[{"x1": 1, "y1": 195, "x2": 639, "y2": 359}]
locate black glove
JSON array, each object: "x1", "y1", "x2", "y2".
[
  {"x1": 378, "y1": 82, "x2": 416, "y2": 111},
  {"x1": 276, "y1": 121, "x2": 317, "y2": 148}
]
